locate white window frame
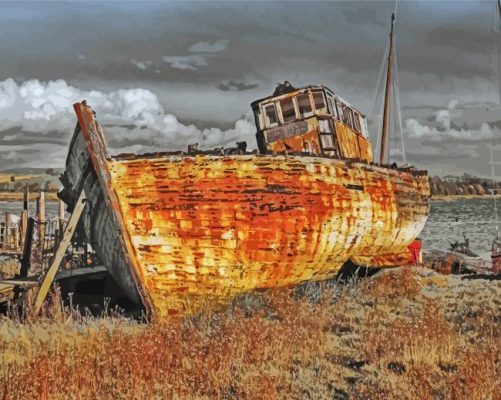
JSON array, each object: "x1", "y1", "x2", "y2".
[
  {"x1": 297, "y1": 93, "x2": 314, "y2": 119},
  {"x1": 326, "y1": 94, "x2": 337, "y2": 119},
  {"x1": 262, "y1": 103, "x2": 279, "y2": 128},
  {"x1": 279, "y1": 97, "x2": 298, "y2": 123},
  {"x1": 312, "y1": 91, "x2": 328, "y2": 114}
]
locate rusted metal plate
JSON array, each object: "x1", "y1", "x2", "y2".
[{"x1": 265, "y1": 121, "x2": 309, "y2": 143}]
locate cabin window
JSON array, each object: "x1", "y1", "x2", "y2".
[
  {"x1": 263, "y1": 103, "x2": 278, "y2": 127},
  {"x1": 353, "y1": 112, "x2": 362, "y2": 133},
  {"x1": 280, "y1": 98, "x2": 296, "y2": 123},
  {"x1": 313, "y1": 92, "x2": 328, "y2": 114},
  {"x1": 343, "y1": 106, "x2": 354, "y2": 128},
  {"x1": 335, "y1": 99, "x2": 343, "y2": 121},
  {"x1": 297, "y1": 93, "x2": 313, "y2": 118},
  {"x1": 359, "y1": 115, "x2": 368, "y2": 137},
  {"x1": 325, "y1": 94, "x2": 335, "y2": 119}
]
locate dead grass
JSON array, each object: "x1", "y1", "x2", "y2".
[{"x1": 0, "y1": 268, "x2": 499, "y2": 399}]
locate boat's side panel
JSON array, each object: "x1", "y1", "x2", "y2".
[
  {"x1": 63, "y1": 127, "x2": 143, "y2": 305},
  {"x1": 109, "y1": 155, "x2": 429, "y2": 316}
]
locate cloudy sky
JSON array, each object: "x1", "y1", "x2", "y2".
[{"x1": 0, "y1": 0, "x2": 500, "y2": 176}]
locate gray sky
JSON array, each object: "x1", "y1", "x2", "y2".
[{"x1": 0, "y1": 0, "x2": 500, "y2": 176}]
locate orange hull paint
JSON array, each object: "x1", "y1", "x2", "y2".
[{"x1": 108, "y1": 155, "x2": 429, "y2": 316}]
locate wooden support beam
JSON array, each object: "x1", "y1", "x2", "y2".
[
  {"x1": 5, "y1": 212, "x2": 12, "y2": 248},
  {"x1": 58, "y1": 199, "x2": 65, "y2": 243},
  {"x1": 18, "y1": 217, "x2": 35, "y2": 278},
  {"x1": 20, "y1": 210, "x2": 28, "y2": 247},
  {"x1": 23, "y1": 186, "x2": 29, "y2": 211},
  {"x1": 32, "y1": 189, "x2": 87, "y2": 316},
  {"x1": 37, "y1": 191, "x2": 46, "y2": 247}
]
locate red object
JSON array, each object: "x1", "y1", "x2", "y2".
[{"x1": 408, "y1": 239, "x2": 422, "y2": 265}]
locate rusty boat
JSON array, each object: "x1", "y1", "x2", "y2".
[
  {"x1": 59, "y1": 15, "x2": 430, "y2": 317},
  {"x1": 59, "y1": 88, "x2": 429, "y2": 316}
]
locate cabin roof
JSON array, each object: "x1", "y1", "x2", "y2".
[{"x1": 250, "y1": 82, "x2": 365, "y2": 117}]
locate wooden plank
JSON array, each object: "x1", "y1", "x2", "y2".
[
  {"x1": 0, "y1": 279, "x2": 38, "y2": 287},
  {"x1": 73, "y1": 102, "x2": 152, "y2": 315},
  {"x1": 32, "y1": 189, "x2": 87, "y2": 315},
  {"x1": 56, "y1": 265, "x2": 107, "y2": 280},
  {"x1": 37, "y1": 191, "x2": 46, "y2": 246},
  {"x1": 19, "y1": 217, "x2": 35, "y2": 278},
  {"x1": 20, "y1": 210, "x2": 28, "y2": 245},
  {"x1": 23, "y1": 186, "x2": 29, "y2": 211}
]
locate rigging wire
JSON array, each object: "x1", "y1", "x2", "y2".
[
  {"x1": 371, "y1": 0, "x2": 400, "y2": 163},
  {"x1": 371, "y1": 40, "x2": 389, "y2": 161},
  {"x1": 392, "y1": 35, "x2": 406, "y2": 163}
]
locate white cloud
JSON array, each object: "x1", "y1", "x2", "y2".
[
  {"x1": 131, "y1": 59, "x2": 148, "y2": 71},
  {"x1": 162, "y1": 39, "x2": 229, "y2": 71},
  {"x1": 188, "y1": 39, "x2": 229, "y2": 53},
  {"x1": 161, "y1": 55, "x2": 209, "y2": 71},
  {"x1": 0, "y1": 78, "x2": 256, "y2": 167},
  {"x1": 404, "y1": 100, "x2": 499, "y2": 141}
]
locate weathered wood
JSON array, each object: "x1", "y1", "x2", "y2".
[
  {"x1": 32, "y1": 189, "x2": 87, "y2": 316},
  {"x1": 72, "y1": 102, "x2": 148, "y2": 310},
  {"x1": 4, "y1": 212, "x2": 12, "y2": 248},
  {"x1": 37, "y1": 191, "x2": 46, "y2": 246},
  {"x1": 19, "y1": 217, "x2": 35, "y2": 278},
  {"x1": 23, "y1": 186, "x2": 29, "y2": 211},
  {"x1": 58, "y1": 199, "x2": 65, "y2": 244},
  {"x1": 59, "y1": 199, "x2": 65, "y2": 221},
  {"x1": 20, "y1": 210, "x2": 28, "y2": 246}
]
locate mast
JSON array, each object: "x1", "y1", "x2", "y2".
[
  {"x1": 380, "y1": 13, "x2": 396, "y2": 165},
  {"x1": 497, "y1": 0, "x2": 501, "y2": 104}
]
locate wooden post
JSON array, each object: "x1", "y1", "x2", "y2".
[
  {"x1": 32, "y1": 189, "x2": 87, "y2": 316},
  {"x1": 0, "y1": 222, "x2": 4, "y2": 247},
  {"x1": 23, "y1": 186, "x2": 29, "y2": 211},
  {"x1": 18, "y1": 217, "x2": 35, "y2": 278},
  {"x1": 59, "y1": 199, "x2": 65, "y2": 221},
  {"x1": 5, "y1": 212, "x2": 12, "y2": 248},
  {"x1": 37, "y1": 191, "x2": 46, "y2": 250},
  {"x1": 56, "y1": 200, "x2": 65, "y2": 244},
  {"x1": 20, "y1": 210, "x2": 28, "y2": 250}
]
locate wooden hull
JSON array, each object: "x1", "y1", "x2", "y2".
[{"x1": 61, "y1": 103, "x2": 430, "y2": 317}]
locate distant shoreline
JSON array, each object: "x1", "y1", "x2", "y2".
[
  {"x1": 0, "y1": 191, "x2": 59, "y2": 202},
  {"x1": 431, "y1": 194, "x2": 501, "y2": 202}
]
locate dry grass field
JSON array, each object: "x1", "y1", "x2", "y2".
[{"x1": 0, "y1": 267, "x2": 499, "y2": 400}]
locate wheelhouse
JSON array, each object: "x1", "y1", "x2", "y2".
[{"x1": 251, "y1": 82, "x2": 373, "y2": 162}]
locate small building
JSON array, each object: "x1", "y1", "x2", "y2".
[{"x1": 251, "y1": 82, "x2": 373, "y2": 162}]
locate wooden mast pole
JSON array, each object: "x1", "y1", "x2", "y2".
[{"x1": 380, "y1": 13, "x2": 396, "y2": 165}]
